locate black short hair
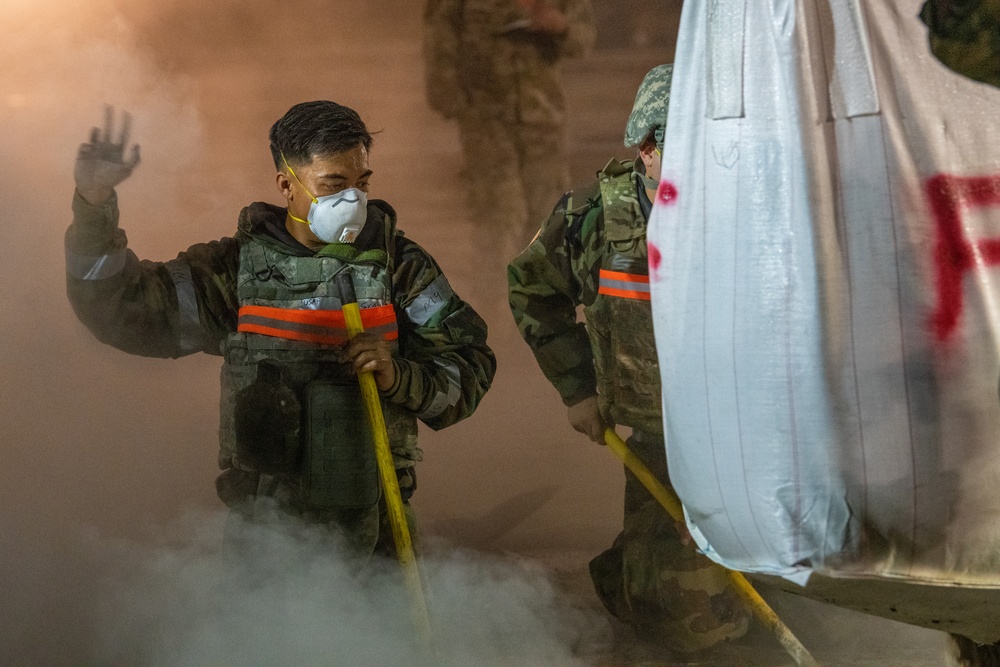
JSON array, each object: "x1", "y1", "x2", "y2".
[{"x1": 268, "y1": 101, "x2": 373, "y2": 170}]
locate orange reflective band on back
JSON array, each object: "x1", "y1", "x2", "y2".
[
  {"x1": 237, "y1": 303, "x2": 398, "y2": 345},
  {"x1": 598, "y1": 269, "x2": 651, "y2": 301}
]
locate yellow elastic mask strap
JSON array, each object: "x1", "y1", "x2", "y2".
[{"x1": 281, "y1": 152, "x2": 318, "y2": 225}]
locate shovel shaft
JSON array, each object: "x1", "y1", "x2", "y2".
[
  {"x1": 603, "y1": 429, "x2": 819, "y2": 667},
  {"x1": 338, "y1": 273, "x2": 431, "y2": 646}
]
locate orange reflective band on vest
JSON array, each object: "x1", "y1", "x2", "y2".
[
  {"x1": 237, "y1": 304, "x2": 398, "y2": 345},
  {"x1": 598, "y1": 269, "x2": 651, "y2": 300}
]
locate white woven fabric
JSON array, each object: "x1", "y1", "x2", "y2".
[{"x1": 649, "y1": 0, "x2": 1000, "y2": 586}]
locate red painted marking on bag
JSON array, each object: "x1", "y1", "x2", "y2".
[
  {"x1": 648, "y1": 242, "x2": 662, "y2": 272},
  {"x1": 926, "y1": 173, "x2": 1000, "y2": 342},
  {"x1": 657, "y1": 181, "x2": 678, "y2": 205}
]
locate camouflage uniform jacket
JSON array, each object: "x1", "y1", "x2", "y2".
[
  {"x1": 65, "y1": 191, "x2": 496, "y2": 466},
  {"x1": 921, "y1": 0, "x2": 1000, "y2": 87},
  {"x1": 508, "y1": 159, "x2": 662, "y2": 433},
  {"x1": 423, "y1": 0, "x2": 596, "y2": 125}
]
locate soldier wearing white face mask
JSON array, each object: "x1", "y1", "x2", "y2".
[
  {"x1": 66, "y1": 101, "x2": 496, "y2": 555},
  {"x1": 281, "y1": 152, "x2": 368, "y2": 244}
]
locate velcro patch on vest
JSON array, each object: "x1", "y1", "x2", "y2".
[
  {"x1": 598, "y1": 269, "x2": 651, "y2": 300},
  {"x1": 237, "y1": 304, "x2": 398, "y2": 345}
]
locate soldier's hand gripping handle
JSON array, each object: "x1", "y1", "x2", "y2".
[
  {"x1": 75, "y1": 105, "x2": 141, "y2": 206},
  {"x1": 567, "y1": 394, "x2": 609, "y2": 444},
  {"x1": 336, "y1": 273, "x2": 396, "y2": 391}
]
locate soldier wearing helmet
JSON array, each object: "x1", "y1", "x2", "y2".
[{"x1": 508, "y1": 64, "x2": 750, "y2": 655}]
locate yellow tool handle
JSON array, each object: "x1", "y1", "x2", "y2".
[
  {"x1": 603, "y1": 429, "x2": 820, "y2": 667},
  {"x1": 342, "y1": 299, "x2": 432, "y2": 646}
]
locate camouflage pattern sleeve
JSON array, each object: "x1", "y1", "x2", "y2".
[
  {"x1": 507, "y1": 188, "x2": 603, "y2": 406},
  {"x1": 65, "y1": 189, "x2": 240, "y2": 358},
  {"x1": 557, "y1": 0, "x2": 596, "y2": 59},
  {"x1": 423, "y1": 0, "x2": 465, "y2": 118},
  {"x1": 921, "y1": 0, "x2": 1000, "y2": 88},
  {"x1": 386, "y1": 235, "x2": 496, "y2": 430}
]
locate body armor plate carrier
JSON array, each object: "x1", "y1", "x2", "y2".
[
  {"x1": 219, "y1": 233, "x2": 417, "y2": 509},
  {"x1": 584, "y1": 161, "x2": 663, "y2": 434}
]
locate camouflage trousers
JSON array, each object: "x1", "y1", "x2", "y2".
[
  {"x1": 216, "y1": 465, "x2": 418, "y2": 559},
  {"x1": 589, "y1": 432, "x2": 749, "y2": 654},
  {"x1": 457, "y1": 111, "x2": 569, "y2": 276}
]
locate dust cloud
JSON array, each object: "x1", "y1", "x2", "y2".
[
  {"x1": 0, "y1": 0, "x2": 956, "y2": 665},
  {"x1": 75, "y1": 509, "x2": 601, "y2": 666}
]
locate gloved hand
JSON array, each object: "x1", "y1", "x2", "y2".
[
  {"x1": 75, "y1": 106, "x2": 141, "y2": 206},
  {"x1": 567, "y1": 394, "x2": 609, "y2": 444}
]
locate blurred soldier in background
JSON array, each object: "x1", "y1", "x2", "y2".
[
  {"x1": 508, "y1": 64, "x2": 750, "y2": 657},
  {"x1": 921, "y1": 0, "x2": 1000, "y2": 88},
  {"x1": 66, "y1": 101, "x2": 496, "y2": 557},
  {"x1": 423, "y1": 0, "x2": 595, "y2": 279}
]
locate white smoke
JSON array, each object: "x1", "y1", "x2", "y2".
[
  {"x1": 74, "y1": 510, "x2": 600, "y2": 666},
  {"x1": 0, "y1": 1, "x2": 203, "y2": 201}
]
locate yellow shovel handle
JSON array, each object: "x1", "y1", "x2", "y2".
[
  {"x1": 603, "y1": 429, "x2": 819, "y2": 667},
  {"x1": 342, "y1": 299, "x2": 432, "y2": 646}
]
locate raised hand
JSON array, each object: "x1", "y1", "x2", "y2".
[{"x1": 74, "y1": 106, "x2": 141, "y2": 206}]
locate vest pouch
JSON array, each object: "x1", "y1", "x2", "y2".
[
  {"x1": 607, "y1": 295, "x2": 662, "y2": 423},
  {"x1": 586, "y1": 198, "x2": 663, "y2": 434},
  {"x1": 233, "y1": 361, "x2": 302, "y2": 473},
  {"x1": 302, "y1": 380, "x2": 380, "y2": 509}
]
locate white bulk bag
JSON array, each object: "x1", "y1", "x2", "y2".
[{"x1": 649, "y1": 0, "x2": 1000, "y2": 594}]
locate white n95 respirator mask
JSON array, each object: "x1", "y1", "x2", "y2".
[
  {"x1": 282, "y1": 155, "x2": 368, "y2": 244},
  {"x1": 299, "y1": 188, "x2": 368, "y2": 243}
]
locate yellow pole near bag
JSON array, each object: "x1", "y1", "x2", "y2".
[
  {"x1": 603, "y1": 428, "x2": 820, "y2": 667},
  {"x1": 338, "y1": 273, "x2": 432, "y2": 646}
]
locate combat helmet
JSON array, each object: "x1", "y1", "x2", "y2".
[{"x1": 624, "y1": 63, "x2": 673, "y2": 150}]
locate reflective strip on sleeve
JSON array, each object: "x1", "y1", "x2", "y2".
[
  {"x1": 65, "y1": 247, "x2": 127, "y2": 280},
  {"x1": 405, "y1": 273, "x2": 455, "y2": 326},
  {"x1": 598, "y1": 269, "x2": 651, "y2": 300},
  {"x1": 165, "y1": 259, "x2": 202, "y2": 353},
  {"x1": 420, "y1": 360, "x2": 462, "y2": 420},
  {"x1": 238, "y1": 303, "x2": 398, "y2": 345}
]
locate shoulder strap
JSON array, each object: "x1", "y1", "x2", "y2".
[{"x1": 598, "y1": 163, "x2": 645, "y2": 242}]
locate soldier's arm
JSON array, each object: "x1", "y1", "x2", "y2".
[
  {"x1": 422, "y1": 0, "x2": 465, "y2": 118},
  {"x1": 384, "y1": 236, "x2": 496, "y2": 430},
  {"x1": 65, "y1": 190, "x2": 240, "y2": 358},
  {"x1": 507, "y1": 192, "x2": 600, "y2": 406}
]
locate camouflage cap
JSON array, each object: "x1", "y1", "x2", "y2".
[{"x1": 624, "y1": 63, "x2": 673, "y2": 149}]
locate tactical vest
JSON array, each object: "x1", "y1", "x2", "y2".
[
  {"x1": 583, "y1": 160, "x2": 663, "y2": 434},
  {"x1": 218, "y1": 231, "x2": 419, "y2": 510}
]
